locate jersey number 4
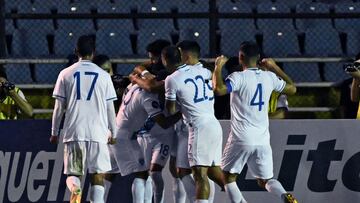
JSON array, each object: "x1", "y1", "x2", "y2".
[
  {"x1": 250, "y1": 83, "x2": 264, "y2": 111},
  {"x1": 184, "y1": 75, "x2": 214, "y2": 103},
  {"x1": 73, "y1": 71, "x2": 99, "y2": 100}
]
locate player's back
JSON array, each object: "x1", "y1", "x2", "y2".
[
  {"x1": 116, "y1": 84, "x2": 162, "y2": 139},
  {"x1": 57, "y1": 60, "x2": 116, "y2": 143},
  {"x1": 227, "y1": 68, "x2": 285, "y2": 145},
  {"x1": 167, "y1": 63, "x2": 215, "y2": 124}
]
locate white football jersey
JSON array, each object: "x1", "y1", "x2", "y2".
[
  {"x1": 226, "y1": 68, "x2": 286, "y2": 145},
  {"x1": 116, "y1": 84, "x2": 162, "y2": 139},
  {"x1": 165, "y1": 62, "x2": 215, "y2": 125},
  {"x1": 53, "y1": 60, "x2": 117, "y2": 143}
]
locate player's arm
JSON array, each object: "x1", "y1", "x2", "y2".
[
  {"x1": 212, "y1": 55, "x2": 230, "y2": 96},
  {"x1": 153, "y1": 111, "x2": 182, "y2": 129},
  {"x1": 50, "y1": 98, "x2": 66, "y2": 144},
  {"x1": 164, "y1": 76, "x2": 179, "y2": 115},
  {"x1": 130, "y1": 74, "x2": 165, "y2": 93},
  {"x1": 260, "y1": 58, "x2": 297, "y2": 95},
  {"x1": 107, "y1": 101, "x2": 117, "y2": 144}
]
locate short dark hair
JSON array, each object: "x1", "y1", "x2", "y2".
[
  {"x1": 93, "y1": 54, "x2": 110, "y2": 67},
  {"x1": 76, "y1": 35, "x2": 95, "y2": 57},
  {"x1": 162, "y1": 46, "x2": 182, "y2": 66},
  {"x1": 146, "y1": 39, "x2": 171, "y2": 56},
  {"x1": 176, "y1": 40, "x2": 201, "y2": 58},
  {"x1": 239, "y1": 41, "x2": 260, "y2": 59}
]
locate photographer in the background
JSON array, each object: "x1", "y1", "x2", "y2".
[
  {"x1": 0, "y1": 68, "x2": 33, "y2": 119},
  {"x1": 346, "y1": 60, "x2": 360, "y2": 119}
]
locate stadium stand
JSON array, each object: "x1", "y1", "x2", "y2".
[
  {"x1": 282, "y1": 62, "x2": 322, "y2": 82},
  {"x1": 4, "y1": 64, "x2": 33, "y2": 84},
  {"x1": 257, "y1": 2, "x2": 294, "y2": 31},
  {"x1": 262, "y1": 30, "x2": 301, "y2": 57},
  {"x1": 295, "y1": 3, "x2": 332, "y2": 30}
]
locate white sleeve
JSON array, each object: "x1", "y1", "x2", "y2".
[
  {"x1": 107, "y1": 100, "x2": 116, "y2": 137},
  {"x1": 53, "y1": 72, "x2": 66, "y2": 100},
  {"x1": 270, "y1": 72, "x2": 286, "y2": 93},
  {"x1": 165, "y1": 76, "x2": 177, "y2": 101},
  {"x1": 51, "y1": 99, "x2": 66, "y2": 136},
  {"x1": 225, "y1": 72, "x2": 243, "y2": 92},
  {"x1": 106, "y1": 75, "x2": 117, "y2": 101}
]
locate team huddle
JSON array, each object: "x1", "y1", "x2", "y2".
[{"x1": 50, "y1": 35, "x2": 298, "y2": 203}]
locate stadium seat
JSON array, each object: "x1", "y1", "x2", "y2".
[
  {"x1": 282, "y1": 62, "x2": 322, "y2": 82},
  {"x1": 28, "y1": 0, "x2": 58, "y2": 13},
  {"x1": 57, "y1": 1, "x2": 94, "y2": 13},
  {"x1": 323, "y1": 62, "x2": 351, "y2": 82},
  {"x1": 137, "y1": 0, "x2": 176, "y2": 13},
  {"x1": 334, "y1": 3, "x2": 360, "y2": 32},
  {"x1": 96, "y1": 0, "x2": 133, "y2": 13},
  {"x1": 346, "y1": 30, "x2": 360, "y2": 56},
  {"x1": 304, "y1": 28, "x2": 342, "y2": 56},
  {"x1": 34, "y1": 64, "x2": 65, "y2": 84},
  {"x1": 54, "y1": 31, "x2": 95, "y2": 56},
  {"x1": 176, "y1": 0, "x2": 209, "y2": 12},
  {"x1": 116, "y1": 64, "x2": 137, "y2": 76},
  {"x1": 219, "y1": 18, "x2": 257, "y2": 56},
  {"x1": 57, "y1": 19, "x2": 95, "y2": 34},
  {"x1": 5, "y1": 20, "x2": 14, "y2": 32},
  {"x1": 96, "y1": 19, "x2": 134, "y2": 56},
  {"x1": 275, "y1": 0, "x2": 313, "y2": 9},
  {"x1": 296, "y1": 3, "x2": 332, "y2": 31},
  {"x1": 7, "y1": 30, "x2": 22, "y2": 56},
  {"x1": 217, "y1": 1, "x2": 252, "y2": 13},
  {"x1": 137, "y1": 19, "x2": 175, "y2": 55},
  {"x1": 5, "y1": 64, "x2": 33, "y2": 84},
  {"x1": 257, "y1": 3, "x2": 294, "y2": 31},
  {"x1": 16, "y1": 20, "x2": 54, "y2": 56},
  {"x1": 178, "y1": 19, "x2": 210, "y2": 56},
  {"x1": 262, "y1": 30, "x2": 300, "y2": 57},
  {"x1": 4, "y1": 0, "x2": 32, "y2": 13}
]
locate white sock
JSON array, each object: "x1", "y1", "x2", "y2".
[
  {"x1": 224, "y1": 182, "x2": 247, "y2": 203},
  {"x1": 132, "y1": 178, "x2": 146, "y2": 203},
  {"x1": 150, "y1": 171, "x2": 164, "y2": 203},
  {"x1": 103, "y1": 179, "x2": 112, "y2": 202},
  {"x1": 195, "y1": 200, "x2": 208, "y2": 203},
  {"x1": 90, "y1": 185, "x2": 105, "y2": 203},
  {"x1": 173, "y1": 178, "x2": 186, "y2": 203},
  {"x1": 181, "y1": 174, "x2": 196, "y2": 203},
  {"x1": 208, "y1": 179, "x2": 215, "y2": 203},
  {"x1": 265, "y1": 179, "x2": 287, "y2": 199},
  {"x1": 144, "y1": 177, "x2": 153, "y2": 203},
  {"x1": 66, "y1": 176, "x2": 81, "y2": 193}
]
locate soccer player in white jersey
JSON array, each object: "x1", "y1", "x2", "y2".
[
  {"x1": 112, "y1": 80, "x2": 182, "y2": 203},
  {"x1": 163, "y1": 45, "x2": 224, "y2": 203},
  {"x1": 212, "y1": 41, "x2": 298, "y2": 203},
  {"x1": 50, "y1": 35, "x2": 117, "y2": 203}
]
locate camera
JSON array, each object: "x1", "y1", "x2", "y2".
[
  {"x1": 0, "y1": 81, "x2": 15, "y2": 92},
  {"x1": 344, "y1": 62, "x2": 360, "y2": 72}
]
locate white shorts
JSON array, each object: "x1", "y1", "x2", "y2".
[
  {"x1": 221, "y1": 143, "x2": 274, "y2": 179},
  {"x1": 188, "y1": 118, "x2": 223, "y2": 167},
  {"x1": 138, "y1": 133, "x2": 173, "y2": 167},
  {"x1": 63, "y1": 141, "x2": 111, "y2": 176},
  {"x1": 176, "y1": 130, "x2": 191, "y2": 169},
  {"x1": 112, "y1": 130, "x2": 149, "y2": 176}
]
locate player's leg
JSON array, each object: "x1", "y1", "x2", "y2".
[
  {"x1": 250, "y1": 145, "x2": 298, "y2": 203},
  {"x1": 144, "y1": 176, "x2": 153, "y2": 203},
  {"x1": 178, "y1": 168, "x2": 196, "y2": 203},
  {"x1": 170, "y1": 134, "x2": 187, "y2": 203},
  {"x1": 192, "y1": 166, "x2": 210, "y2": 202},
  {"x1": 208, "y1": 179, "x2": 215, "y2": 203},
  {"x1": 150, "y1": 164, "x2": 164, "y2": 203},
  {"x1": 87, "y1": 141, "x2": 113, "y2": 203},
  {"x1": 64, "y1": 142, "x2": 86, "y2": 203},
  {"x1": 132, "y1": 171, "x2": 149, "y2": 203},
  {"x1": 221, "y1": 142, "x2": 250, "y2": 203},
  {"x1": 103, "y1": 144, "x2": 121, "y2": 202}
]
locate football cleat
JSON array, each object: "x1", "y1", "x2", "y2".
[
  {"x1": 281, "y1": 193, "x2": 298, "y2": 203},
  {"x1": 70, "y1": 186, "x2": 82, "y2": 203}
]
